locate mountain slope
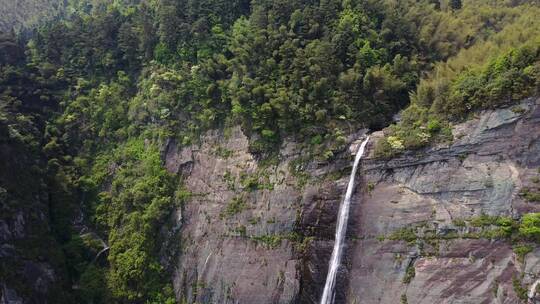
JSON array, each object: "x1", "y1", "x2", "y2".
[
  {"x1": 0, "y1": 0, "x2": 539, "y2": 303},
  {"x1": 0, "y1": 0, "x2": 65, "y2": 31}
]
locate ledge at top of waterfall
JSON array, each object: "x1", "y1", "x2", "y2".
[{"x1": 320, "y1": 136, "x2": 370, "y2": 304}]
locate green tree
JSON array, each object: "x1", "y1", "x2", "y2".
[{"x1": 519, "y1": 213, "x2": 540, "y2": 242}]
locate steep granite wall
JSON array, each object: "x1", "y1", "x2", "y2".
[
  {"x1": 346, "y1": 97, "x2": 540, "y2": 304},
  {"x1": 165, "y1": 97, "x2": 540, "y2": 303},
  {"x1": 165, "y1": 127, "x2": 303, "y2": 303},
  {"x1": 164, "y1": 125, "x2": 365, "y2": 303}
]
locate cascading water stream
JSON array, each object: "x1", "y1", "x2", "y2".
[
  {"x1": 320, "y1": 137, "x2": 370, "y2": 304},
  {"x1": 528, "y1": 278, "x2": 540, "y2": 302}
]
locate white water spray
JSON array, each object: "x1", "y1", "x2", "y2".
[
  {"x1": 528, "y1": 278, "x2": 540, "y2": 302},
  {"x1": 320, "y1": 137, "x2": 370, "y2": 304}
]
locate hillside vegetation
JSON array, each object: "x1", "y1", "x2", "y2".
[
  {"x1": 0, "y1": 0, "x2": 539, "y2": 303},
  {"x1": 374, "y1": 2, "x2": 540, "y2": 156},
  {"x1": 0, "y1": 0, "x2": 65, "y2": 31}
]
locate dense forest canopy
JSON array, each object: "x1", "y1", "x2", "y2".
[
  {"x1": 0, "y1": 0, "x2": 539, "y2": 303},
  {"x1": 0, "y1": 0, "x2": 65, "y2": 32}
]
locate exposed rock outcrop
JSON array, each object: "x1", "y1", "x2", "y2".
[
  {"x1": 346, "y1": 97, "x2": 540, "y2": 304},
  {"x1": 166, "y1": 97, "x2": 540, "y2": 304},
  {"x1": 0, "y1": 139, "x2": 66, "y2": 304},
  {"x1": 166, "y1": 126, "x2": 305, "y2": 303}
]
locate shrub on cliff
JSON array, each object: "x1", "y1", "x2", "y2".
[{"x1": 519, "y1": 213, "x2": 540, "y2": 242}]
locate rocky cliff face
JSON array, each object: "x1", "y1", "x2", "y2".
[
  {"x1": 165, "y1": 97, "x2": 540, "y2": 303},
  {"x1": 165, "y1": 126, "x2": 306, "y2": 303},
  {"x1": 0, "y1": 136, "x2": 67, "y2": 304},
  {"x1": 347, "y1": 97, "x2": 540, "y2": 304}
]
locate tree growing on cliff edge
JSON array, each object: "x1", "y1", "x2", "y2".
[{"x1": 520, "y1": 213, "x2": 540, "y2": 242}]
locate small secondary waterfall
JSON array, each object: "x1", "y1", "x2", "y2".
[
  {"x1": 528, "y1": 278, "x2": 540, "y2": 302},
  {"x1": 320, "y1": 137, "x2": 370, "y2": 304}
]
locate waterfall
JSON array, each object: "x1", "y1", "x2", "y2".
[
  {"x1": 528, "y1": 278, "x2": 540, "y2": 301},
  {"x1": 320, "y1": 137, "x2": 370, "y2": 304}
]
